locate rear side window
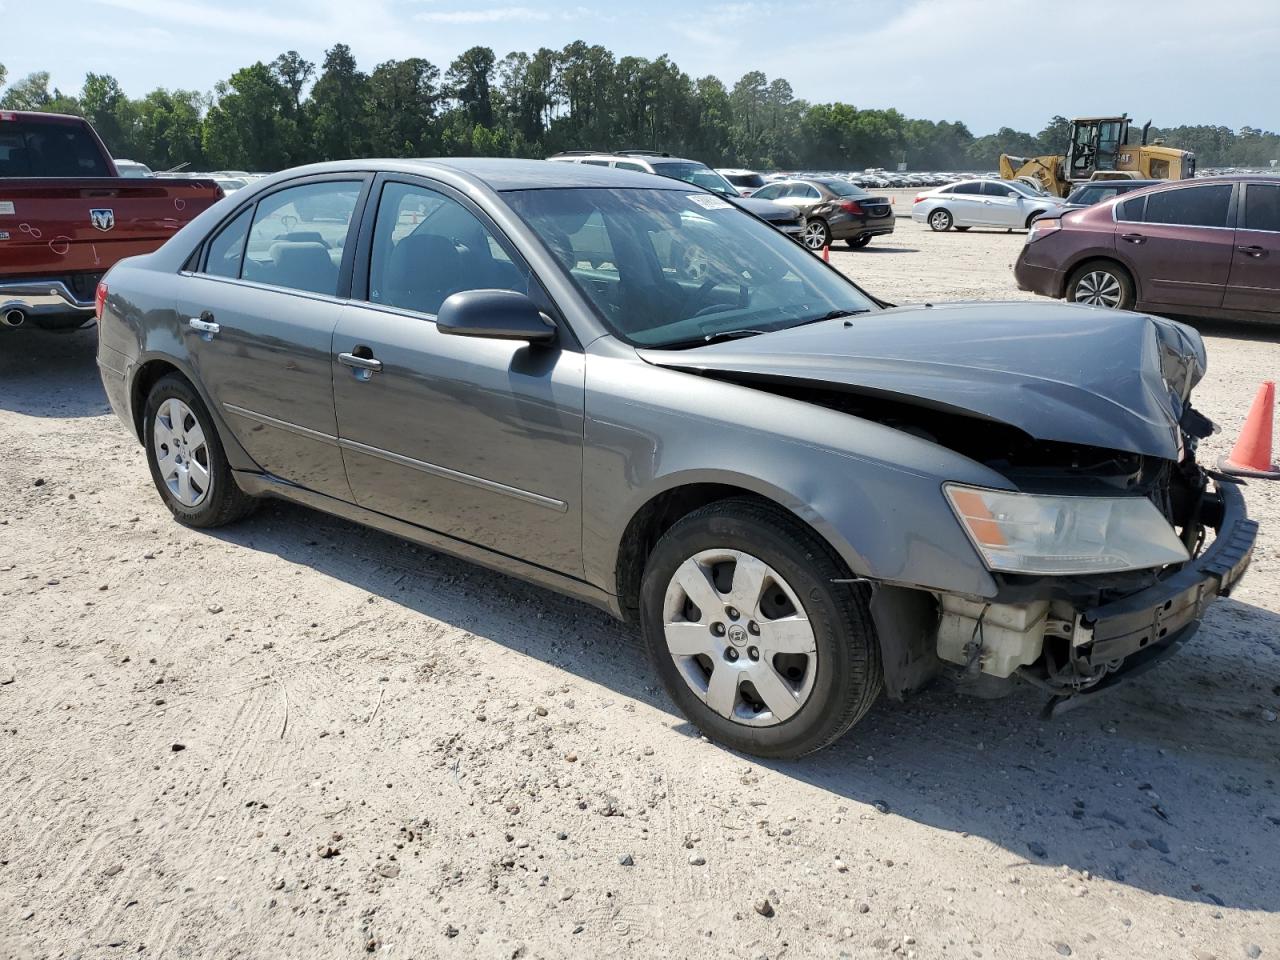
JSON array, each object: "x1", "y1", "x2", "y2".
[
  {"x1": 1117, "y1": 195, "x2": 1146, "y2": 222},
  {"x1": 952, "y1": 182, "x2": 984, "y2": 195},
  {"x1": 614, "y1": 161, "x2": 647, "y2": 172},
  {"x1": 204, "y1": 207, "x2": 252, "y2": 279},
  {"x1": 240, "y1": 181, "x2": 361, "y2": 296},
  {"x1": 1143, "y1": 184, "x2": 1232, "y2": 228},
  {"x1": 366, "y1": 181, "x2": 528, "y2": 317},
  {"x1": 0, "y1": 119, "x2": 110, "y2": 177},
  {"x1": 1242, "y1": 183, "x2": 1280, "y2": 232}
]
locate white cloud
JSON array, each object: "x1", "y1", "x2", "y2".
[{"x1": 416, "y1": 5, "x2": 551, "y2": 23}]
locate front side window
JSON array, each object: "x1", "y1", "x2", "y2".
[
  {"x1": 952, "y1": 182, "x2": 984, "y2": 195},
  {"x1": 506, "y1": 187, "x2": 876, "y2": 349},
  {"x1": 1143, "y1": 184, "x2": 1232, "y2": 229},
  {"x1": 367, "y1": 181, "x2": 528, "y2": 317},
  {"x1": 241, "y1": 181, "x2": 361, "y2": 296},
  {"x1": 1243, "y1": 183, "x2": 1280, "y2": 232},
  {"x1": 753, "y1": 183, "x2": 785, "y2": 200},
  {"x1": 983, "y1": 182, "x2": 1019, "y2": 198}
]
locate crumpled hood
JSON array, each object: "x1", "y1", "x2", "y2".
[{"x1": 639, "y1": 301, "x2": 1207, "y2": 460}]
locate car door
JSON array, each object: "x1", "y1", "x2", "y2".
[
  {"x1": 980, "y1": 181, "x2": 1024, "y2": 226},
  {"x1": 1113, "y1": 183, "x2": 1236, "y2": 311},
  {"x1": 331, "y1": 176, "x2": 586, "y2": 577},
  {"x1": 1224, "y1": 181, "x2": 1280, "y2": 315},
  {"x1": 946, "y1": 182, "x2": 985, "y2": 224},
  {"x1": 178, "y1": 175, "x2": 370, "y2": 500}
]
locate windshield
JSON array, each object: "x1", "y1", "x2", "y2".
[
  {"x1": 650, "y1": 161, "x2": 738, "y2": 196},
  {"x1": 820, "y1": 179, "x2": 870, "y2": 198},
  {"x1": 505, "y1": 187, "x2": 876, "y2": 349}
]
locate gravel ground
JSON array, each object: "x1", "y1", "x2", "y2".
[{"x1": 2, "y1": 221, "x2": 1278, "y2": 960}]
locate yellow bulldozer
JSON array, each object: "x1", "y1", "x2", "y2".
[{"x1": 999, "y1": 115, "x2": 1196, "y2": 198}]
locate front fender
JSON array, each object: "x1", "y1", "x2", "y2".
[{"x1": 583, "y1": 352, "x2": 1013, "y2": 599}]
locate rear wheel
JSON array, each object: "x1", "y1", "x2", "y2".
[
  {"x1": 1066, "y1": 261, "x2": 1135, "y2": 310},
  {"x1": 846, "y1": 234, "x2": 873, "y2": 249},
  {"x1": 143, "y1": 375, "x2": 257, "y2": 528},
  {"x1": 640, "y1": 499, "x2": 882, "y2": 759},
  {"x1": 928, "y1": 209, "x2": 953, "y2": 232},
  {"x1": 802, "y1": 218, "x2": 831, "y2": 250}
]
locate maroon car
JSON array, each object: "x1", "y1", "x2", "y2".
[{"x1": 1014, "y1": 175, "x2": 1280, "y2": 323}]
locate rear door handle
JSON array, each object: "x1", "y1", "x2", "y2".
[
  {"x1": 187, "y1": 316, "x2": 219, "y2": 339},
  {"x1": 1120, "y1": 233, "x2": 1146, "y2": 244},
  {"x1": 1237, "y1": 244, "x2": 1267, "y2": 258}
]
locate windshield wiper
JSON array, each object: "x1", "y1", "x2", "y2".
[
  {"x1": 796, "y1": 308, "x2": 871, "y2": 326},
  {"x1": 659, "y1": 329, "x2": 768, "y2": 350}
]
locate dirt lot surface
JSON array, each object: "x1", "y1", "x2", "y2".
[{"x1": 3, "y1": 221, "x2": 1278, "y2": 960}]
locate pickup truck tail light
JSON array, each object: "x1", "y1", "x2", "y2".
[
  {"x1": 838, "y1": 200, "x2": 865, "y2": 214},
  {"x1": 95, "y1": 280, "x2": 108, "y2": 319}
]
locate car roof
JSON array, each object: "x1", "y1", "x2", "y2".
[{"x1": 252, "y1": 157, "x2": 681, "y2": 192}]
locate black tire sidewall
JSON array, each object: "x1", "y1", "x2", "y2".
[
  {"x1": 639, "y1": 504, "x2": 879, "y2": 758},
  {"x1": 847, "y1": 234, "x2": 872, "y2": 249},
  {"x1": 142, "y1": 375, "x2": 240, "y2": 527}
]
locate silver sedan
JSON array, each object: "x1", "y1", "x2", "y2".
[{"x1": 912, "y1": 178, "x2": 1066, "y2": 231}]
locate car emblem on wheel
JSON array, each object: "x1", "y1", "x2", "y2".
[
  {"x1": 727, "y1": 624, "x2": 749, "y2": 646},
  {"x1": 90, "y1": 208, "x2": 115, "y2": 232}
]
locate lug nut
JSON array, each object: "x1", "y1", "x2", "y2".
[
  {"x1": 748, "y1": 646, "x2": 760, "y2": 661},
  {"x1": 726, "y1": 606, "x2": 740, "y2": 620},
  {"x1": 748, "y1": 621, "x2": 760, "y2": 635},
  {"x1": 725, "y1": 648, "x2": 739, "y2": 662},
  {"x1": 711, "y1": 622, "x2": 726, "y2": 637}
]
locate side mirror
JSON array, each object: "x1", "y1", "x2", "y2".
[{"x1": 437, "y1": 289, "x2": 556, "y2": 344}]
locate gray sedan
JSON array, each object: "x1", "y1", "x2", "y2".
[{"x1": 96, "y1": 159, "x2": 1255, "y2": 758}]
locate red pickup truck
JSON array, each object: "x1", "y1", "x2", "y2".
[{"x1": 0, "y1": 111, "x2": 223, "y2": 331}]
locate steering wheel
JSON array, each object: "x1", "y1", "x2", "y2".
[{"x1": 1074, "y1": 143, "x2": 1096, "y2": 170}]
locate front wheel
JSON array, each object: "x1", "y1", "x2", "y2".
[
  {"x1": 802, "y1": 218, "x2": 831, "y2": 250},
  {"x1": 928, "y1": 208, "x2": 953, "y2": 232},
  {"x1": 1066, "y1": 261, "x2": 1135, "y2": 310},
  {"x1": 640, "y1": 499, "x2": 882, "y2": 759},
  {"x1": 143, "y1": 374, "x2": 257, "y2": 528},
  {"x1": 846, "y1": 234, "x2": 872, "y2": 249}
]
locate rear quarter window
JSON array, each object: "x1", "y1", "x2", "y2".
[
  {"x1": 1116, "y1": 195, "x2": 1146, "y2": 222},
  {"x1": 1243, "y1": 183, "x2": 1280, "y2": 232}
]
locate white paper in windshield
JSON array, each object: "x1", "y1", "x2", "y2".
[
  {"x1": 0, "y1": 202, "x2": 15, "y2": 216},
  {"x1": 686, "y1": 193, "x2": 732, "y2": 210}
]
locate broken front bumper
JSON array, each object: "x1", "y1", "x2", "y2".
[{"x1": 1049, "y1": 479, "x2": 1257, "y2": 713}]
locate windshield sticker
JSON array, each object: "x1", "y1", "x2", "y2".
[
  {"x1": 0, "y1": 231, "x2": 9, "y2": 241},
  {"x1": 0, "y1": 201, "x2": 15, "y2": 216},
  {"x1": 686, "y1": 193, "x2": 732, "y2": 210}
]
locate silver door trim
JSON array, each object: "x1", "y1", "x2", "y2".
[
  {"x1": 223, "y1": 403, "x2": 341, "y2": 447},
  {"x1": 338, "y1": 437, "x2": 569, "y2": 513}
]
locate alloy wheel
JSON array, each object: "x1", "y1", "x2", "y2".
[
  {"x1": 803, "y1": 221, "x2": 828, "y2": 250},
  {"x1": 153, "y1": 397, "x2": 211, "y2": 507},
  {"x1": 1073, "y1": 270, "x2": 1123, "y2": 307},
  {"x1": 662, "y1": 549, "x2": 818, "y2": 727},
  {"x1": 929, "y1": 210, "x2": 951, "y2": 231}
]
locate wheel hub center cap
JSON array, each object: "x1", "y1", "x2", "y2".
[{"x1": 727, "y1": 624, "x2": 749, "y2": 647}]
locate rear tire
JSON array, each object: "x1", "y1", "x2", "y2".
[
  {"x1": 1066, "y1": 260, "x2": 1135, "y2": 310},
  {"x1": 846, "y1": 234, "x2": 872, "y2": 249},
  {"x1": 143, "y1": 374, "x2": 257, "y2": 528},
  {"x1": 639, "y1": 498, "x2": 882, "y2": 759},
  {"x1": 928, "y1": 209, "x2": 953, "y2": 232}
]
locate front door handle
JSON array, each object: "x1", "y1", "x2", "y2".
[
  {"x1": 188, "y1": 315, "x2": 219, "y2": 340},
  {"x1": 338, "y1": 350, "x2": 383, "y2": 380},
  {"x1": 1120, "y1": 233, "x2": 1146, "y2": 244},
  {"x1": 1237, "y1": 244, "x2": 1267, "y2": 258}
]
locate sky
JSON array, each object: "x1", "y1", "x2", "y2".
[{"x1": 3, "y1": 0, "x2": 1277, "y2": 135}]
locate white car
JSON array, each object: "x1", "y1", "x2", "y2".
[
  {"x1": 911, "y1": 178, "x2": 1067, "y2": 232},
  {"x1": 715, "y1": 168, "x2": 767, "y2": 196}
]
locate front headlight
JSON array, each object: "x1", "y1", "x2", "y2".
[{"x1": 944, "y1": 484, "x2": 1190, "y2": 575}]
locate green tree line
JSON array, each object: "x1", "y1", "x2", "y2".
[{"x1": 2, "y1": 46, "x2": 1277, "y2": 172}]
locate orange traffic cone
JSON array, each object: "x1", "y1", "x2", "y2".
[
  {"x1": 822, "y1": 244, "x2": 830, "y2": 263},
  {"x1": 1219, "y1": 381, "x2": 1280, "y2": 478}
]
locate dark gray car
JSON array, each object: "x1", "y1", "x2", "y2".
[{"x1": 96, "y1": 159, "x2": 1256, "y2": 758}]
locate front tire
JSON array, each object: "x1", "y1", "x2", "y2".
[
  {"x1": 640, "y1": 499, "x2": 882, "y2": 759},
  {"x1": 143, "y1": 374, "x2": 257, "y2": 528},
  {"x1": 1066, "y1": 261, "x2": 1135, "y2": 310},
  {"x1": 928, "y1": 208, "x2": 953, "y2": 231}
]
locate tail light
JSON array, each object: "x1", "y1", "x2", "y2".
[
  {"x1": 838, "y1": 200, "x2": 865, "y2": 215},
  {"x1": 913, "y1": 195, "x2": 925, "y2": 203},
  {"x1": 95, "y1": 280, "x2": 108, "y2": 318}
]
